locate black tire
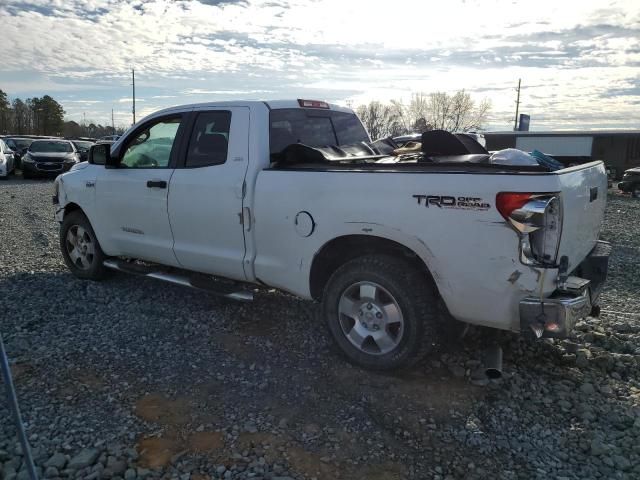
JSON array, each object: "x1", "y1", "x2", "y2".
[
  {"x1": 322, "y1": 254, "x2": 441, "y2": 370},
  {"x1": 60, "y1": 210, "x2": 108, "y2": 280},
  {"x1": 22, "y1": 170, "x2": 30, "y2": 179},
  {"x1": 632, "y1": 185, "x2": 640, "y2": 199}
]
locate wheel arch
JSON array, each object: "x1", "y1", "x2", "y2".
[
  {"x1": 309, "y1": 234, "x2": 440, "y2": 301},
  {"x1": 63, "y1": 202, "x2": 83, "y2": 217}
]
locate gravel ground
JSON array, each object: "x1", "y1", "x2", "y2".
[{"x1": 1, "y1": 178, "x2": 639, "y2": 480}]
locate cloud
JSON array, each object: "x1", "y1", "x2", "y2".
[
  {"x1": 182, "y1": 89, "x2": 275, "y2": 95},
  {"x1": 0, "y1": 0, "x2": 638, "y2": 129}
]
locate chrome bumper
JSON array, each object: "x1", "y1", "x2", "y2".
[
  {"x1": 520, "y1": 292, "x2": 592, "y2": 338},
  {"x1": 520, "y1": 241, "x2": 611, "y2": 338}
]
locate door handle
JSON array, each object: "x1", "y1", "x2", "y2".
[{"x1": 146, "y1": 180, "x2": 167, "y2": 189}]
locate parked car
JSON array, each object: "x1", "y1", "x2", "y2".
[
  {"x1": 53, "y1": 99, "x2": 610, "y2": 370},
  {"x1": 0, "y1": 139, "x2": 16, "y2": 178},
  {"x1": 22, "y1": 139, "x2": 80, "y2": 179},
  {"x1": 4, "y1": 137, "x2": 34, "y2": 169},
  {"x1": 70, "y1": 140, "x2": 95, "y2": 162},
  {"x1": 618, "y1": 167, "x2": 640, "y2": 198},
  {"x1": 98, "y1": 135, "x2": 121, "y2": 142}
]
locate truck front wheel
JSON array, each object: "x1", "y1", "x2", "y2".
[
  {"x1": 322, "y1": 254, "x2": 440, "y2": 370},
  {"x1": 60, "y1": 211, "x2": 108, "y2": 280}
]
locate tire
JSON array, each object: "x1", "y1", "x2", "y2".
[
  {"x1": 322, "y1": 254, "x2": 440, "y2": 370},
  {"x1": 60, "y1": 210, "x2": 108, "y2": 280},
  {"x1": 22, "y1": 170, "x2": 30, "y2": 179},
  {"x1": 632, "y1": 185, "x2": 640, "y2": 199}
]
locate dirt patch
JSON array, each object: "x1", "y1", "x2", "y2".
[
  {"x1": 70, "y1": 369, "x2": 105, "y2": 389},
  {"x1": 3, "y1": 363, "x2": 33, "y2": 382},
  {"x1": 137, "y1": 436, "x2": 184, "y2": 469},
  {"x1": 285, "y1": 446, "x2": 337, "y2": 478},
  {"x1": 135, "y1": 394, "x2": 192, "y2": 426},
  {"x1": 188, "y1": 431, "x2": 224, "y2": 453}
]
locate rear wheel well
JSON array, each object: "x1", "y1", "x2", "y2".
[{"x1": 309, "y1": 235, "x2": 436, "y2": 300}]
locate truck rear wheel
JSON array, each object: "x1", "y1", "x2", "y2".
[
  {"x1": 632, "y1": 185, "x2": 640, "y2": 199},
  {"x1": 322, "y1": 254, "x2": 440, "y2": 370},
  {"x1": 60, "y1": 211, "x2": 107, "y2": 280}
]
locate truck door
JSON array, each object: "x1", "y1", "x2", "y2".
[
  {"x1": 93, "y1": 114, "x2": 185, "y2": 265},
  {"x1": 168, "y1": 107, "x2": 250, "y2": 281}
]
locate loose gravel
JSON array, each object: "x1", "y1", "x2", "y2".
[{"x1": 1, "y1": 178, "x2": 639, "y2": 480}]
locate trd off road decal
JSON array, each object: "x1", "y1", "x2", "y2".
[{"x1": 412, "y1": 195, "x2": 491, "y2": 211}]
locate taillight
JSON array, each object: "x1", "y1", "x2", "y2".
[
  {"x1": 497, "y1": 192, "x2": 562, "y2": 266},
  {"x1": 297, "y1": 99, "x2": 330, "y2": 109},
  {"x1": 496, "y1": 192, "x2": 534, "y2": 220}
]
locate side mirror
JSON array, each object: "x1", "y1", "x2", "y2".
[{"x1": 89, "y1": 143, "x2": 119, "y2": 167}]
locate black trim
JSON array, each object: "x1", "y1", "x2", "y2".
[
  {"x1": 262, "y1": 101, "x2": 272, "y2": 111},
  {"x1": 174, "y1": 111, "x2": 197, "y2": 169},
  {"x1": 265, "y1": 160, "x2": 605, "y2": 176}
]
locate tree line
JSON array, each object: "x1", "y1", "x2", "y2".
[
  {"x1": 355, "y1": 90, "x2": 491, "y2": 140},
  {"x1": 1, "y1": 87, "x2": 490, "y2": 141},
  {"x1": 0, "y1": 88, "x2": 124, "y2": 138}
]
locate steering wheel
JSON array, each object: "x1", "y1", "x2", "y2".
[{"x1": 136, "y1": 154, "x2": 158, "y2": 167}]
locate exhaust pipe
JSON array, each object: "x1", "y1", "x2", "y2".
[{"x1": 484, "y1": 344, "x2": 503, "y2": 379}]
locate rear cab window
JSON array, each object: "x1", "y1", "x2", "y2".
[{"x1": 269, "y1": 108, "x2": 369, "y2": 159}]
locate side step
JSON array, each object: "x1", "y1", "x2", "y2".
[{"x1": 103, "y1": 259, "x2": 253, "y2": 302}]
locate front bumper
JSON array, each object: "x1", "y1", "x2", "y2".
[
  {"x1": 520, "y1": 241, "x2": 611, "y2": 338},
  {"x1": 22, "y1": 162, "x2": 74, "y2": 176}
]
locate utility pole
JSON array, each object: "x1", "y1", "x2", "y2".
[
  {"x1": 513, "y1": 78, "x2": 521, "y2": 131},
  {"x1": 112, "y1": 108, "x2": 115, "y2": 134},
  {"x1": 132, "y1": 68, "x2": 136, "y2": 125}
]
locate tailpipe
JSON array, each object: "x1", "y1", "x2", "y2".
[{"x1": 484, "y1": 344, "x2": 503, "y2": 379}]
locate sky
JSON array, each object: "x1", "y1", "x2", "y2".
[{"x1": 1, "y1": 0, "x2": 639, "y2": 131}]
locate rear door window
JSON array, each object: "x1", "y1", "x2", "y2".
[{"x1": 185, "y1": 111, "x2": 232, "y2": 167}]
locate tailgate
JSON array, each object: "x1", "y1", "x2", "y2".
[{"x1": 555, "y1": 161, "x2": 608, "y2": 272}]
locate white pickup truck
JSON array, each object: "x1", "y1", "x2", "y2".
[{"x1": 53, "y1": 99, "x2": 610, "y2": 370}]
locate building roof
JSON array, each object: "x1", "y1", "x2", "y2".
[{"x1": 486, "y1": 130, "x2": 640, "y2": 137}]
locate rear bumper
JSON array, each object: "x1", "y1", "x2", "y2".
[{"x1": 520, "y1": 241, "x2": 611, "y2": 338}]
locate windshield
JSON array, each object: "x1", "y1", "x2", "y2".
[
  {"x1": 8, "y1": 138, "x2": 33, "y2": 150},
  {"x1": 29, "y1": 141, "x2": 73, "y2": 153},
  {"x1": 72, "y1": 141, "x2": 94, "y2": 151},
  {"x1": 269, "y1": 108, "x2": 369, "y2": 156}
]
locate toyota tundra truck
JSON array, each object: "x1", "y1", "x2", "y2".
[{"x1": 53, "y1": 99, "x2": 610, "y2": 370}]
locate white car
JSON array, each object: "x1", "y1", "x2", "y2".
[
  {"x1": 53, "y1": 99, "x2": 610, "y2": 370},
  {"x1": 0, "y1": 139, "x2": 16, "y2": 178}
]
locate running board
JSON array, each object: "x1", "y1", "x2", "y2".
[{"x1": 103, "y1": 259, "x2": 253, "y2": 302}]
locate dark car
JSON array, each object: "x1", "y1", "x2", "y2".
[
  {"x1": 21, "y1": 140, "x2": 80, "y2": 179},
  {"x1": 618, "y1": 167, "x2": 640, "y2": 198},
  {"x1": 70, "y1": 140, "x2": 95, "y2": 162},
  {"x1": 4, "y1": 137, "x2": 34, "y2": 169}
]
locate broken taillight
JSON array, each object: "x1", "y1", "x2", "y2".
[
  {"x1": 496, "y1": 192, "x2": 534, "y2": 219},
  {"x1": 496, "y1": 192, "x2": 563, "y2": 266}
]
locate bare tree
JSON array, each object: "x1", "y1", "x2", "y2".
[
  {"x1": 356, "y1": 101, "x2": 405, "y2": 140},
  {"x1": 384, "y1": 90, "x2": 491, "y2": 134}
]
